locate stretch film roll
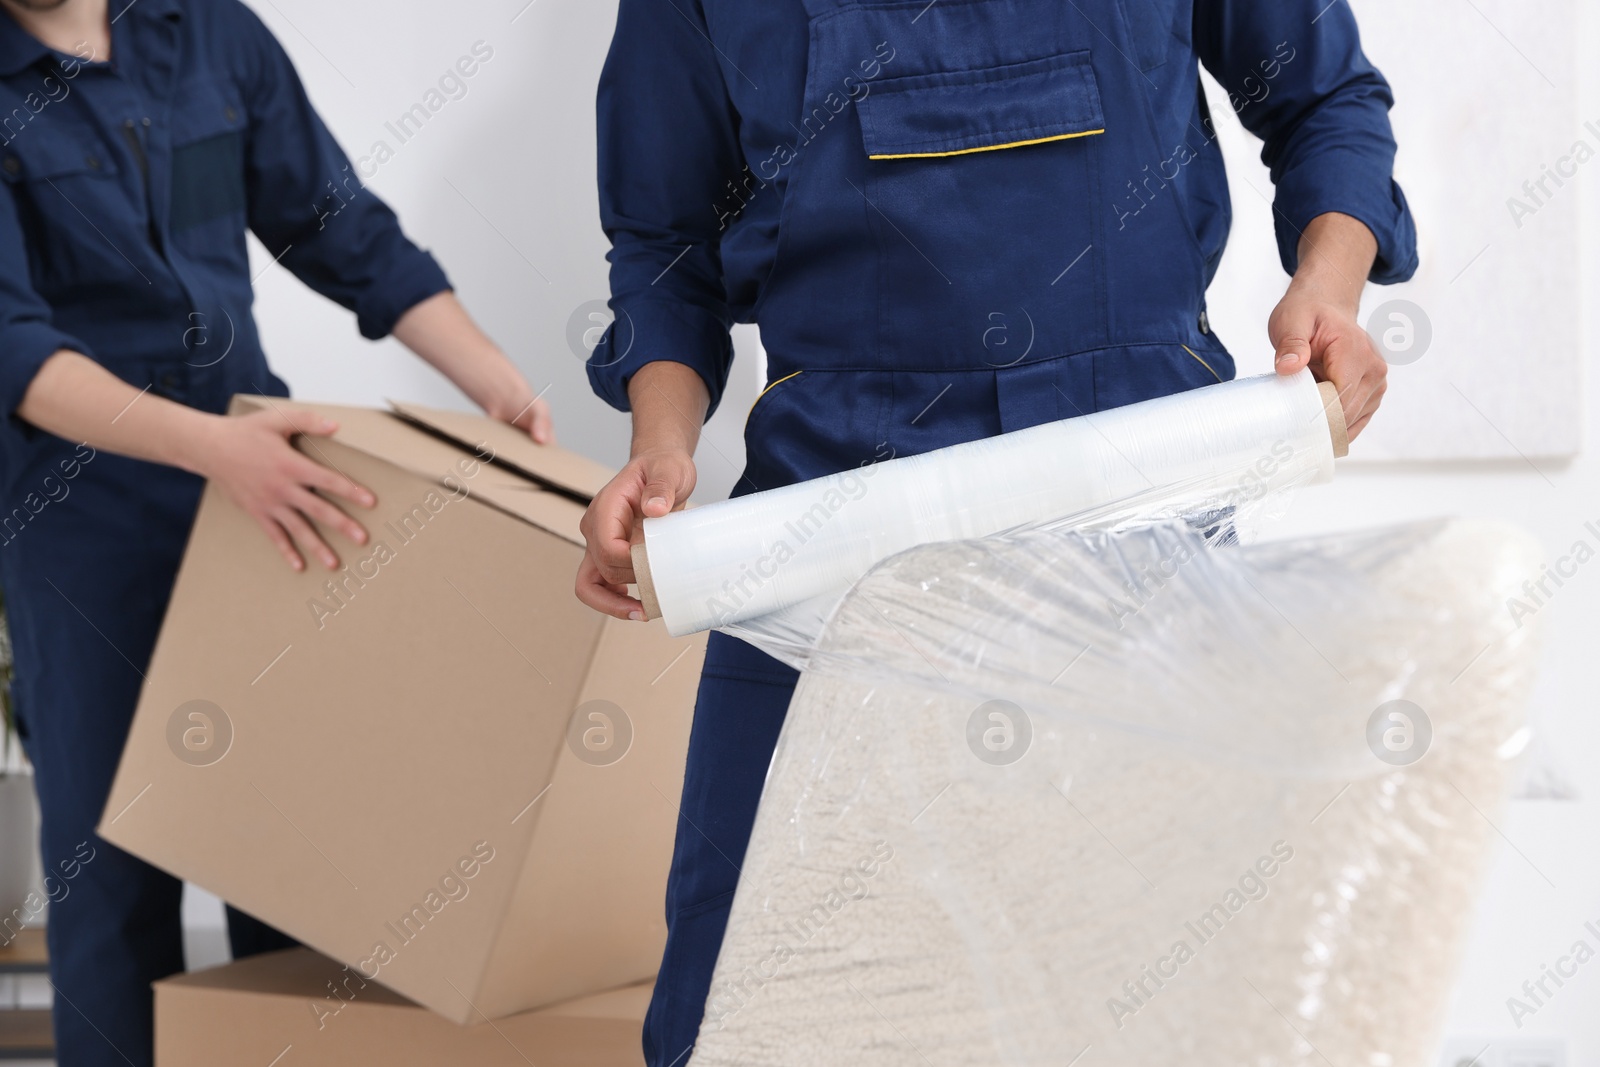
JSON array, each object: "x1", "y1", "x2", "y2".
[{"x1": 637, "y1": 371, "x2": 1345, "y2": 636}]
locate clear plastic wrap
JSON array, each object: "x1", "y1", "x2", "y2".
[{"x1": 690, "y1": 516, "x2": 1544, "y2": 1066}]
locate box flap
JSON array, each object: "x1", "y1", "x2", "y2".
[
  {"x1": 465, "y1": 482, "x2": 586, "y2": 547},
  {"x1": 389, "y1": 400, "x2": 614, "y2": 503},
  {"x1": 230, "y1": 396, "x2": 492, "y2": 486},
  {"x1": 227, "y1": 395, "x2": 588, "y2": 547}
]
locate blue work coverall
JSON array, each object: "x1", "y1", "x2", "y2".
[
  {"x1": 0, "y1": 2, "x2": 449, "y2": 1063},
  {"x1": 591, "y1": 0, "x2": 1418, "y2": 1062}
]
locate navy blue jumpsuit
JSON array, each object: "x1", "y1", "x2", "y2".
[
  {"x1": 0, "y1": 2, "x2": 449, "y2": 1064},
  {"x1": 591, "y1": 0, "x2": 1417, "y2": 1062}
]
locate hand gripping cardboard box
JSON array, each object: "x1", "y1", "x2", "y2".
[
  {"x1": 156, "y1": 949, "x2": 649, "y2": 1066},
  {"x1": 99, "y1": 397, "x2": 706, "y2": 1024}
]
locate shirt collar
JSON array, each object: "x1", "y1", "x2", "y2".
[
  {"x1": 113, "y1": 0, "x2": 185, "y2": 24},
  {"x1": 0, "y1": 0, "x2": 183, "y2": 77},
  {"x1": 0, "y1": 9, "x2": 51, "y2": 77}
]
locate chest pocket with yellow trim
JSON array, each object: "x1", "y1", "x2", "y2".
[{"x1": 857, "y1": 52, "x2": 1104, "y2": 160}]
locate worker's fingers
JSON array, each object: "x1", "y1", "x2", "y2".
[
  {"x1": 291, "y1": 453, "x2": 376, "y2": 509},
  {"x1": 264, "y1": 406, "x2": 339, "y2": 440},
  {"x1": 1324, "y1": 369, "x2": 1365, "y2": 432},
  {"x1": 640, "y1": 452, "x2": 696, "y2": 517},
  {"x1": 1317, "y1": 330, "x2": 1387, "y2": 438},
  {"x1": 1345, "y1": 376, "x2": 1387, "y2": 440},
  {"x1": 1330, "y1": 374, "x2": 1374, "y2": 439},
  {"x1": 640, "y1": 470, "x2": 679, "y2": 517},
  {"x1": 1267, "y1": 293, "x2": 1318, "y2": 375},
  {"x1": 576, "y1": 553, "x2": 645, "y2": 621},
  {"x1": 527, "y1": 397, "x2": 556, "y2": 446},
  {"x1": 275, "y1": 505, "x2": 339, "y2": 571},
  {"x1": 583, "y1": 487, "x2": 640, "y2": 585},
  {"x1": 1273, "y1": 332, "x2": 1313, "y2": 375},
  {"x1": 581, "y1": 453, "x2": 692, "y2": 595},
  {"x1": 593, "y1": 546, "x2": 636, "y2": 587},
  {"x1": 504, "y1": 394, "x2": 553, "y2": 444},
  {"x1": 254, "y1": 513, "x2": 305, "y2": 572},
  {"x1": 291, "y1": 487, "x2": 369, "y2": 548}
]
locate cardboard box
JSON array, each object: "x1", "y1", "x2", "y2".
[
  {"x1": 100, "y1": 398, "x2": 706, "y2": 1023},
  {"x1": 156, "y1": 949, "x2": 649, "y2": 1066}
]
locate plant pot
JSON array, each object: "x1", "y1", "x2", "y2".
[{"x1": 0, "y1": 773, "x2": 41, "y2": 924}]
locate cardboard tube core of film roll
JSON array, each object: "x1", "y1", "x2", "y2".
[
  {"x1": 633, "y1": 371, "x2": 1346, "y2": 631},
  {"x1": 1318, "y1": 380, "x2": 1351, "y2": 459},
  {"x1": 631, "y1": 541, "x2": 662, "y2": 621}
]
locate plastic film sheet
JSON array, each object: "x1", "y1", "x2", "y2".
[
  {"x1": 643, "y1": 371, "x2": 1339, "y2": 637},
  {"x1": 688, "y1": 516, "x2": 1544, "y2": 1067}
]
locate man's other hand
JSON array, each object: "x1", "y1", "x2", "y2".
[
  {"x1": 576, "y1": 448, "x2": 697, "y2": 621},
  {"x1": 1270, "y1": 211, "x2": 1386, "y2": 441},
  {"x1": 1270, "y1": 289, "x2": 1387, "y2": 439}
]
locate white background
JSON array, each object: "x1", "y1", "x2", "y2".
[
  {"x1": 1207, "y1": 0, "x2": 1582, "y2": 462},
  {"x1": 175, "y1": 0, "x2": 1600, "y2": 1061}
]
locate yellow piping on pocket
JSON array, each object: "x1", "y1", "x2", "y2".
[
  {"x1": 868, "y1": 128, "x2": 1105, "y2": 160},
  {"x1": 749, "y1": 370, "x2": 803, "y2": 419},
  {"x1": 1181, "y1": 344, "x2": 1223, "y2": 383}
]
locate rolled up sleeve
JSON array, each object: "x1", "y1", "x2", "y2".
[
  {"x1": 593, "y1": 0, "x2": 739, "y2": 415},
  {"x1": 1196, "y1": 0, "x2": 1418, "y2": 284},
  {"x1": 233, "y1": 4, "x2": 450, "y2": 339},
  {"x1": 0, "y1": 182, "x2": 92, "y2": 419}
]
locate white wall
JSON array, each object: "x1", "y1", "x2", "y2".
[
  {"x1": 1202, "y1": 3, "x2": 1598, "y2": 1060},
  {"x1": 1206, "y1": 0, "x2": 1582, "y2": 463},
  {"x1": 241, "y1": 0, "x2": 763, "y2": 503},
  {"x1": 242, "y1": 1, "x2": 1596, "y2": 1061}
]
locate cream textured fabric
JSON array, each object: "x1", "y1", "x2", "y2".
[{"x1": 691, "y1": 519, "x2": 1542, "y2": 1067}]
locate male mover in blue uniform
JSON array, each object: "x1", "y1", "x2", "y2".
[{"x1": 576, "y1": 1, "x2": 1417, "y2": 1064}]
